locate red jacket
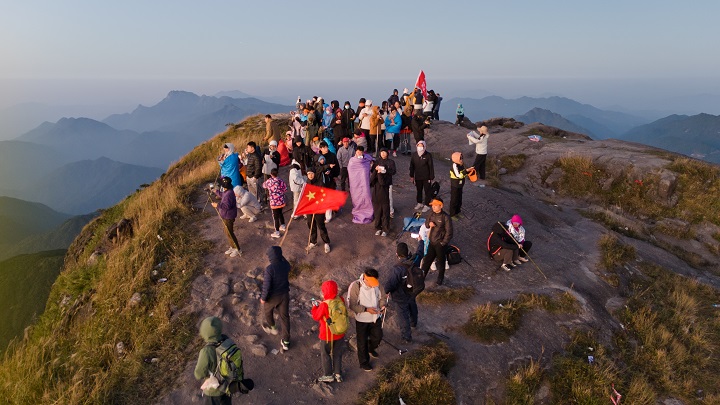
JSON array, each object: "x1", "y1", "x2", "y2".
[{"x1": 311, "y1": 280, "x2": 345, "y2": 341}]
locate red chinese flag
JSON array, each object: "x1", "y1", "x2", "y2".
[
  {"x1": 293, "y1": 184, "x2": 349, "y2": 216},
  {"x1": 415, "y1": 70, "x2": 427, "y2": 98}
]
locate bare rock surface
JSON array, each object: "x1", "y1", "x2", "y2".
[{"x1": 158, "y1": 118, "x2": 719, "y2": 404}]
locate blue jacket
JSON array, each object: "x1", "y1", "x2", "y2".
[
  {"x1": 261, "y1": 246, "x2": 290, "y2": 301},
  {"x1": 219, "y1": 153, "x2": 243, "y2": 188},
  {"x1": 322, "y1": 137, "x2": 337, "y2": 154},
  {"x1": 384, "y1": 113, "x2": 402, "y2": 134}
]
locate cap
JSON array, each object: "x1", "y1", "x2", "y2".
[
  {"x1": 269, "y1": 140, "x2": 278, "y2": 146},
  {"x1": 342, "y1": 137, "x2": 350, "y2": 142},
  {"x1": 366, "y1": 100, "x2": 373, "y2": 106},
  {"x1": 430, "y1": 198, "x2": 444, "y2": 207}
]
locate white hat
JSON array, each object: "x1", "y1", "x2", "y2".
[
  {"x1": 366, "y1": 100, "x2": 373, "y2": 106},
  {"x1": 403, "y1": 88, "x2": 409, "y2": 94},
  {"x1": 269, "y1": 140, "x2": 278, "y2": 146}
]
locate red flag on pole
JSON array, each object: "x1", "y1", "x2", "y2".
[
  {"x1": 415, "y1": 70, "x2": 427, "y2": 98},
  {"x1": 293, "y1": 184, "x2": 348, "y2": 216}
]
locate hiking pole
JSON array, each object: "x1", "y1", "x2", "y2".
[
  {"x1": 381, "y1": 339, "x2": 407, "y2": 355},
  {"x1": 497, "y1": 221, "x2": 547, "y2": 280},
  {"x1": 305, "y1": 214, "x2": 315, "y2": 254}
]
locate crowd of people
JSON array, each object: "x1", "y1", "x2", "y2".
[{"x1": 198, "y1": 89, "x2": 536, "y2": 403}]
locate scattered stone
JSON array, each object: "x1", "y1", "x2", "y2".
[
  {"x1": 115, "y1": 341, "x2": 126, "y2": 357},
  {"x1": 86, "y1": 251, "x2": 102, "y2": 266},
  {"x1": 244, "y1": 334, "x2": 259, "y2": 344},
  {"x1": 246, "y1": 267, "x2": 262, "y2": 279},
  {"x1": 312, "y1": 382, "x2": 334, "y2": 397},
  {"x1": 271, "y1": 349, "x2": 279, "y2": 355},
  {"x1": 251, "y1": 344, "x2": 268, "y2": 357},
  {"x1": 232, "y1": 281, "x2": 245, "y2": 293},
  {"x1": 498, "y1": 167, "x2": 508, "y2": 175},
  {"x1": 129, "y1": 292, "x2": 142, "y2": 307},
  {"x1": 60, "y1": 295, "x2": 72, "y2": 307}
]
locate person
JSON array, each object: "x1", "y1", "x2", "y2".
[
  {"x1": 341, "y1": 101, "x2": 356, "y2": 136},
  {"x1": 322, "y1": 105, "x2": 334, "y2": 138},
  {"x1": 411, "y1": 110, "x2": 430, "y2": 144},
  {"x1": 277, "y1": 133, "x2": 291, "y2": 167},
  {"x1": 352, "y1": 127, "x2": 367, "y2": 150},
  {"x1": 289, "y1": 159, "x2": 306, "y2": 219},
  {"x1": 319, "y1": 141, "x2": 340, "y2": 222},
  {"x1": 423, "y1": 90, "x2": 436, "y2": 120},
  {"x1": 347, "y1": 268, "x2": 385, "y2": 371},
  {"x1": 331, "y1": 109, "x2": 345, "y2": 146},
  {"x1": 467, "y1": 125, "x2": 489, "y2": 181},
  {"x1": 244, "y1": 141, "x2": 264, "y2": 204},
  {"x1": 347, "y1": 146, "x2": 374, "y2": 224},
  {"x1": 384, "y1": 243, "x2": 419, "y2": 343},
  {"x1": 370, "y1": 148, "x2": 396, "y2": 236},
  {"x1": 234, "y1": 185, "x2": 261, "y2": 223},
  {"x1": 399, "y1": 108, "x2": 413, "y2": 155},
  {"x1": 358, "y1": 100, "x2": 374, "y2": 152},
  {"x1": 506, "y1": 215, "x2": 531, "y2": 262},
  {"x1": 260, "y1": 246, "x2": 291, "y2": 351},
  {"x1": 412, "y1": 87, "x2": 424, "y2": 112},
  {"x1": 487, "y1": 221, "x2": 520, "y2": 272},
  {"x1": 311, "y1": 280, "x2": 346, "y2": 383},
  {"x1": 384, "y1": 106, "x2": 402, "y2": 156},
  {"x1": 194, "y1": 316, "x2": 233, "y2": 405},
  {"x1": 409, "y1": 140, "x2": 435, "y2": 212},
  {"x1": 355, "y1": 98, "x2": 367, "y2": 130},
  {"x1": 305, "y1": 169, "x2": 332, "y2": 253},
  {"x1": 455, "y1": 104, "x2": 464, "y2": 125},
  {"x1": 420, "y1": 198, "x2": 453, "y2": 285},
  {"x1": 387, "y1": 89, "x2": 400, "y2": 106},
  {"x1": 264, "y1": 114, "x2": 279, "y2": 143},
  {"x1": 262, "y1": 140, "x2": 281, "y2": 183},
  {"x1": 212, "y1": 177, "x2": 241, "y2": 257},
  {"x1": 218, "y1": 143, "x2": 243, "y2": 189},
  {"x1": 292, "y1": 136, "x2": 313, "y2": 174},
  {"x1": 306, "y1": 113, "x2": 320, "y2": 146},
  {"x1": 336, "y1": 137, "x2": 356, "y2": 192},
  {"x1": 262, "y1": 168, "x2": 288, "y2": 239},
  {"x1": 449, "y1": 152, "x2": 473, "y2": 218},
  {"x1": 433, "y1": 92, "x2": 442, "y2": 120},
  {"x1": 369, "y1": 105, "x2": 382, "y2": 155}
]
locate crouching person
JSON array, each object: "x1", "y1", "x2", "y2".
[
  {"x1": 487, "y1": 222, "x2": 520, "y2": 272},
  {"x1": 234, "y1": 185, "x2": 261, "y2": 223},
  {"x1": 311, "y1": 280, "x2": 348, "y2": 383}
]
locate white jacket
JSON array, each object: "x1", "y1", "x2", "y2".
[
  {"x1": 467, "y1": 131, "x2": 489, "y2": 154},
  {"x1": 289, "y1": 163, "x2": 306, "y2": 193},
  {"x1": 359, "y1": 107, "x2": 373, "y2": 130}
]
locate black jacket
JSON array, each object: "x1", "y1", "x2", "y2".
[
  {"x1": 321, "y1": 151, "x2": 340, "y2": 178},
  {"x1": 411, "y1": 114, "x2": 429, "y2": 142},
  {"x1": 384, "y1": 257, "x2": 416, "y2": 303},
  {"x1": 409, "y1": 152, "x2": 434, "y2": 181},
  {"x1": 291, "y1": 138, "x2": 313, "y2": 172},
  {"x1": 246, "y1": 149, "x2": 262, "y2": 179},
  {"x1": 487, "y1": 222, "x2": 518, "y2": 256},
  {"x1": 388, "y1": 94, "x2": 400, "y2": 106},
  {"x1": 341, "y1": 107, "x2": 356, "y2": 130},
  {"x1": 425, "y1": 210, "x2": 452, "y2": 246},
  {"x1": 370, "y1": 157, "x2": 397, "y2": 187},
  {"x1": 261, "y1": 246, "x2": 290, "y2": 301}
]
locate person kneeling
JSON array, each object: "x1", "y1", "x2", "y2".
[{"x1": 487, "y1": 222, "x2": 520, "y2": 272}]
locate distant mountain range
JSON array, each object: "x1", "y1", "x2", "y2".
[
  {"x1": 514, "y1": 108, "x2": 594, "y2": 137},
  {"x1": 619, "y1": 113, "x2": 720, "y2": 163},
  {"x1": 442, "y1": 95, "x2": 648, "y2": 138},
  {"x1": 0, "y1": 197, "x2": 70, "y2": 251},
  {"x1": 0, "y1": 214, "x2": 94, "y2": 261}
]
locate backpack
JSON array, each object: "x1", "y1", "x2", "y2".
[
  {"x1": 446, "y1": 245, "x2": 462, "y2": 265},
  {"x1": 324, "y1": 297, "x2": 349, "y2": 336},
  {"x1": 210, "y1": 337, "x2": 244, "y2": 395},
  {"x1": 431, "y1": 181, "x2": 440, "y2": 198},
  {"x1": 403, "y1": 261, "x2": 426, "y2": 297}
]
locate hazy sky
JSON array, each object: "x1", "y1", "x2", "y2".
[{"x1": 1, "y1": 0, "x2": 719, "y2": 111}]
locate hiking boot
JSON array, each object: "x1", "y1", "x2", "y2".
[
  {"x1": 229, "y1": 249, "x2": 241, "y2": 257},
  {"x1": 279, "y1": 224, "x2": 286, "y2": 232},
  {"x1": 224, "y1": 247, "x2": 234, "y2": 255},
  {"x1": 281, "y1": 339, "x2": 290, "y2": 351},
  {"x1": 307, "y1": 243, "x2": 316, "y2": 250},
  {"x1": 360, "y1": 363, "x2": 372, "y2": 371},
  {"x1": 262, "y1": 325, "x2": 279, "y2": 336},
  {"x1": 324, "y1": 243, "x2": 331, "y2": 253},
  {"x1": 369, "y1": 350, "x2": 379, "y2": 358},
  {"x1": 375, "y1": 230, "x2": 382, "y2": 236},
  {"x1": 380, "y1": 232, "x2": 387, "y2": 237},
  {"x1": 334, "y1": 373, "x2": 343, "y2": 382},
  {"x1": 501, "y1": 263, "x2": 512, "y2": 272},
  {"x1": 414, "y1": 203, "x2": 424, "y2": 210},
  {"x1": 317, "y1": 375, "x2": 334, "y2": 383},
  {"x1": 271, "y1": 231, "x2": 281, "y2": 238},
  {"x1": 509, "y1": 261, "x2": 517, "y2": 268},
  {"x1": 513, "y1": 260, "x2": 523, "y2": 266},
  {"x1": 248, "y1": 216, "x2": 257, "y2": 223},
  {"x1": 422, "y1": 205, "x2": 430, "y2": 213},
  {"x1": 518, "y1": 256, "x2": 529, "y2": 263}
]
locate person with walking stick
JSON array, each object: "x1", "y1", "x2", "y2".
[
  {"x1": 212, "y1": 176, "x2": 241, "y2": 258},
  {"x1": 384, "y1": 243, "x2": 420, "y2": 344}
]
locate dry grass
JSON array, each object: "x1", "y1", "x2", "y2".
[
  {"x1": 598, "y1": 234, "x2": 636, "y2": 270},
  {"x1": 0, "y1": 115, "x2": 267, "y2": 404},
  {"x1": 668, "y1": 158, "x2": 720, "y2": 225},
  {"x1": 506, "y1": 357, "x2": 544, "y2": 405},
  {"x1": 417, "y1": 286, "x2": 474, "y2": 305},
  {"x1": 486, "y1": 154, "x2": 527, "y2": 186},
  {"x1": 463, "y1": 293, "x2": 578, "y2": 343},
  {"x1": 359, "y1": 342, "x2": 456, "y2": 405}
]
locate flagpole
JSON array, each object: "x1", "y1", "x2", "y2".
[
  {"x1": 279, "y1": 183, "x2": 306, "y2": 247},
  {"x1": 305, "y1": 214, "x2": 315, "y2": 254}
]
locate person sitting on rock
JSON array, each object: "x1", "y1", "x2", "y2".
[
  {"x1": 487, "y1": 221, "x2": 521, "y2": 272},
  {"x1": 506, "y1": 214, "x2": 531, "y2": 262}
]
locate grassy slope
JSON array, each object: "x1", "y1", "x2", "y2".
[
  {"x1": 0, "y1": 250, "x2": 66, "y2": 353},
  {"x1": 0, "y1": 115, "x2": 267, "y2": 404}
]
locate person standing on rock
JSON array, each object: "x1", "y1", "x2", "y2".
[
  {"x1": 244, "y1": 141, "x2": 264, "y2": 205},
  {"x1": 420, "y1": 198, "x2": 453, "y2": 286},
  {"x1": 194, "y1": 316, "x2": 233, "y2": 405},
  {"x1": 311, "y1": 280, "x2": 346, "y2": 383},
  {"x1": 409, "y1": 140, "x2": 435, "y2": 212},
  {"x1": 336, "y1": 137, "x2": 356, "y2": 192},
  {"x1": 212, "y1": 176, "x2": 241, "y2": 258},
  {"x1": 487, "y1": 221, "x2": 520, "y2": 272},
  {"x1": 260, "y1": 246, "x2": 291, "y2": 351},
  {"x1": 467, "y1": 125, "x2": 489, "y2": 182},
  {"x1": 371, "y1": 148, "x2": 396, "y2": 237},
  {"x1": 411, "y1": 111, "x2": 430, "y2": 144},
  {"x1": 449, "y1": 152, "x2": 473, "y2": 218},
  {"x1": 347, "y1": 268, "x2": 385, "y2": 371},
  {"x1": 384, "y1": 243, "x2": 419, "y2": 344},
  {"x1": 506, "y1": 215, "x2": 531, "y2": 262},
  {"x1": 218, "y1": 143, "x2": 243, "y2": 189},
  {"x1": 305, "y1": 169, "x2": 332, "y2": 253},
  {"x1": 289, "y1": 159, "x2": 306, "y2": 220},
  {"x1": 262, "y1": 168, "x2": 288, "y2": 239}
]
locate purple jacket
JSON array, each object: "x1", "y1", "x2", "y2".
[{"x1": 214, "y1": 189, "x2": 237, "y2": 219}]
